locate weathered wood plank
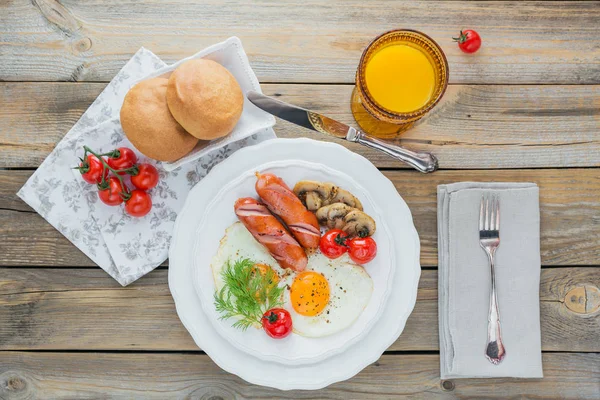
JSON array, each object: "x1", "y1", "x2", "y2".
[
  {"x1": 1, "y1": 268, "x2": 598, "y2": 352},
  {"x1": 386, "y1": 168, "x2": 600, "y2": 266},
  {"x1": 0, "y1": 171, "x2": 32, "y2": 212},
  {"x1": 0, "y1": 210, "x2": 95, "y2": 267},
  {"x1": 0, "y1": 351, "x2": 598, "y2": 399},
  {"x1": 1, "y1": 1, "x2": 600, "y2": 84},
  {"x1": 2, "y1": 169, "x2": 598, "y2": 267},
  {"x1": 1, "y1": 83, "x2": 599, "y2": 169}
]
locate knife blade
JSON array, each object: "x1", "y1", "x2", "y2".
[
  {"x1": 246, "y1": 91, "x2": 438, "y2": 173},
  {"x1": 247, "y1": 90, "x2": 349, "y2": 139}
]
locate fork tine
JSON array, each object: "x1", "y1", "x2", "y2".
[
  {"x1": 495, "y1": 194, "x2": 500, "y2": 230},
  {"x1": 479, "y1": 196, "x2": 484, "y2": 231},
  {"x1": 484, "y1": 195, "x2": 489, "y2": 230},
  {"x1": 490, "y1": 195, "x2": 495, "y2": 230},
  {"x1": 494, "y1": 194, "x2": 500, "y2": 231}
]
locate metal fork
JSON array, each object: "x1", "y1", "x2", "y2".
[{"x1": 479, "y1": 194, "x2": 506, "y2": 365}]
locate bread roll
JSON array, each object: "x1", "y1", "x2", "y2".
[
  {"x1": 166, "y1": 59, "x2": 243, "y2": 140},
  {"x1": 120, "y1": 78, "x2": 199, "y2": 162}
]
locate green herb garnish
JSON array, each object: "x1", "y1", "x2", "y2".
[{"x1": 214, "y1": 258, "x2": 285, "y2": 331}]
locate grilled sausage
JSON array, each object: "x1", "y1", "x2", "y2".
[
  {"x1": 255, "y1": 173, "x2": 321, "y2": 250},
  {"x1": 234, "y1": 197, "x2": 307, "y2": 271}
]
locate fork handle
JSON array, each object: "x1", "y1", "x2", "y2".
[{"x1": 486, "y1": 253, "x2": 506, "y2": 364}]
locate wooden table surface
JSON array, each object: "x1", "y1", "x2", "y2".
[{"x1": 1, "y1": 0, "x2": 599, "y2": 398}]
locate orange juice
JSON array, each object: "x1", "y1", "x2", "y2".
[
  {"x1": 353, "y1": 30, "x2": 449, "y2": 138},
  {"x1": 364, "y1": 44, "x2": 435, "y2": 113}
]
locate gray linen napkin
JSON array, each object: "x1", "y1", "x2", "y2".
[{"x1": 438, "y1": 182, "x2": 543, "y2": 378}]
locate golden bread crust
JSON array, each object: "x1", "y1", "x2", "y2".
[
  {"x1": 120, "y1": 78, "x2": 199, "y2": 162},
  {"x1": 166, "y1": 59, "x2": 244, "y2": 140}
]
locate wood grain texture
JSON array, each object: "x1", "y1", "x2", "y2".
[
  {"x1": 1, "y1": 1, "x2": 600, "y2": 84},
  {"x1": 0, "y1": 171, "x2": 32, "y2": 212},
  {"x1": 1, "y1": 83, "x2": 599, "y2": 169},
  {"x1": 2, "y1": 0, "x2": 599, "y2": 396},
  {"x1": 0, "y1": 351, "x2": 598, "y2": 399},
  {"x1": 1, "y1": 268, "x2": 598, "y2": 352},
  {"x1": 385, "y1": 168, "x2": 600, "y2": 266},
  {"x1": 2, "y1": 168, "x2": 598, "y2": 267}
]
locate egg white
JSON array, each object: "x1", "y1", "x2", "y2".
[
  {"x1": 282, "y1": 252, "x2": 373, "y2": 337},
  {"x1": 211, "y1": 221, "x2": 285, "y2": 290},
  {"x1": 211, "y1": 222, "x2": 373, "y2": 337}
]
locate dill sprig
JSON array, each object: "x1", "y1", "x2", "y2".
[{"x1": 213, "y1": 258, "x2": 285, "y2": 331}]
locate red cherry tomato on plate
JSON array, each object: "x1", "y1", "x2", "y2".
[
  {"x1": 125, "y1": 189, "x2": 152, "y2": 217},
  {"x1": 262, "y1": 308, "x2": 293, "y2": 339},
  {"x1": 453, "y1": 29, "x2": 481, "y2": 54},
  {"x1": 131, "y1": 163, "x2": 159, "y2": 190},
  {"x1": 319, "y1": 229, "x2": 349, "y2": 259},
  {"x1": 347, "y1": 236, "x2": 377, "y2": 264},
  {"x1": 107, "y1": 147, "x2": 138, "y2": 174},
  {"x1": 98, "y1": 176, "x2": 125, "y2": 206},
  {"x1": 79, "y1": 154, "x2": 108, "y2": 184}
]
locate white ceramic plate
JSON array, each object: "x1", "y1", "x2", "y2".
[
  {"x1": 192, "y1": 159, "x2": 395, "y2": 365},
  {"x1": 168, "y1": 138, "x2": 421, "y2": 390}
]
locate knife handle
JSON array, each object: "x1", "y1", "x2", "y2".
[{"x1": 347, "y1": 128, "x2": 439, "y2": 173}]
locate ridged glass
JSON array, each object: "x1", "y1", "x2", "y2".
[{"x1": 352, "y1": 29, "x2": 449, "y2": 137}]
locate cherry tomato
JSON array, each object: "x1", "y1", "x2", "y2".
[
  {"x1": 125, "y1": 189, "x2": 152, "y2": 217},
  {"x1": 262, "y1": 308, "x2": 293, "y2": 339},
  {"x1": 319, "y1": 229, "x2": 349, "y2": 259},
  {"x1": 79, "y1": 154, "x2": 108, "y2": 184},
  {"x1": 453, "y1": 29, "x2": 481, "y2": 54},
  {"x1": 130, "y1": 163, "x2": 159, "y2": 190},
  {"x1": 347, "y1": 236, "x2": 377, "y2": 264},
  {"x1": 97, "y1": 176, "x2": 126, "y2": 206},
  {"x1": 107, "y1": 147, "x2": 138, "y2": 175}
]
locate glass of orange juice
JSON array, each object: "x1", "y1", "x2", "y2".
[{"x1": 351, "y1": 29, "x2": 449, "y2": 138}]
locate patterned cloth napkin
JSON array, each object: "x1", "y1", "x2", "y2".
[
  {"x1": 437, "y1": 182, "x2": 543, "y2": 378},
  {"x1": 17, "y1": 47, "x2": 275, "y2": 286}
]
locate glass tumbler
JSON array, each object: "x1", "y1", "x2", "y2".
[{"x1": 351, "y1": 29, "x2": 449, "y2": 138}]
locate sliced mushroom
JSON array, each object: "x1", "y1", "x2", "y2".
[
  {"x1": 343, "y1": 209, "x2": 376, "y2": 238},
  {"x1": 315, "y1": 203, "x2": 376, "y2": 237},
  {"x1": 316, "y1": 203, "x2": 354, "y2": 230},
  {"x1": 294, "y1": 180, "x2": 363, "y2": 211},
  {"x1": 330, "y1": 188, "x2": 363, "y2": 210},
  {"x1": 293, "y1": 180, "x2": 333, "y2": 211},
  {"x1": 304, "y1": 191, "x2": 323, "y2": 211}
]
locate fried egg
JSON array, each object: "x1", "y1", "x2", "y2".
[
  {"x1": 281, "y1": 252, "x2": 373, "y2": 337},
  {"x1": 211, "y1": 222, "x2": 373, "y2": 337}
]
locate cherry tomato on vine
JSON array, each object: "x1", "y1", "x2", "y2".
[
  {"x1": 98, "y1": 176, "x2": 126, "y2": 206},
  {"x1": 107, "y1": 147, "x2": 138, "y2": 174},
  {"x1": 78, "y1": 154, "x2": 108, "y2": 184},
  {"x1": 262, "y1": 308, "x2": 293, "y2": 339},
  {"x1": 130, "y1": 163, "x2": 159, "y2": 190},
  {"x1": 347, "y1": 236, "x2": 377, "y2": 264},
  {"x1": 125, "y1": 189, "x2": 152, "y2": 217},
  {"x1": 319, "y1": 229, "x2": 349, "y2": 259},
  {"x1": 453, "y1": 29, "x2": 481, "y2": 54}
]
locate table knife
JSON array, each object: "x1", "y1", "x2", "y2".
[{"x1": 247, "y1": 91, "x2": 438, "y2": 173}]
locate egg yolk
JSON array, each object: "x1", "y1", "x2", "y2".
[
  {"x1": 251, "y1": 263, "x2": 279, "y2": 301},
  {"x1": 252, "y1": 263, "x2": 279, "y2": 283},
  {"x1": 290, "y1": 271, "x2": 330, "y2": 316}
]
